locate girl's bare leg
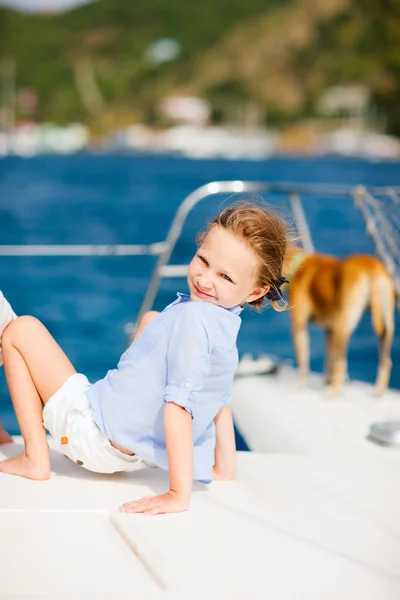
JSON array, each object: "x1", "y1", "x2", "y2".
[
  {"x1": 0, "y1": 290, "x2": 17, "y2": 367},
  {"x1": 0, "y1": 291, "x2": 17, "y2": 445},
  {"x1": 0, "y1": 316, "x2": 76, "y2": 480},
  {"x1": 132, "y1": 311, "x2": 160, "y2": 342},
  {"x1": 0, "y1": 422, "x2": 12, "y2": 444}
]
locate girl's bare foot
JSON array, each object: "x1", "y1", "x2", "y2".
[
  {"x1": 0, "y1": 423, "x2": 13, "y2": 445},
  {"x1": 0, "y1": 452, "x2": 50, "y2": 480}
]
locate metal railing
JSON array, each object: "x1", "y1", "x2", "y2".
[
  {"x1": 1, "y1": 181, "x2": 399, "y2": 323},
  {"x1": 135, "y1": 181, "x2": 400, "y2": 324},
  {"x1": 135, "y1": 181, "x2": 316, "y2": 324},
  {"x1": 0, "y1": 242, "x2": 167, "y2": 257}
]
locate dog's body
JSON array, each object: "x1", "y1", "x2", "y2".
[{"x1": 283, "y1": 249, "x2": 396, "y2": 396}]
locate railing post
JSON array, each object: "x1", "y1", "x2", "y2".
[{"x1": 288, "y1": 192, "x2": 314, "y2": 253}]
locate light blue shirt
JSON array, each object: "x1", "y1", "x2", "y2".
[{"x1": 87, "y1": 293, "x2": 242, "y2": 483}]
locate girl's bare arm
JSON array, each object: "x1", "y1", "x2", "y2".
[
  {"x1": 120, "y1": 402, "x2": 193, "y2": 515},
  {"x1": 213, "y1": 406, "x2": 236, "y2": 480},
  {"x1": 165, "y1": 402, "x2": 193, "y2": 501}
]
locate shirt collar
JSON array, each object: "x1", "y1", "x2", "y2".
[{"x1": 175, "y1": 293, "x2": 243, "y2": 316}]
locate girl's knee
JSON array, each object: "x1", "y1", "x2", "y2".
[
  {"x1": 141, "y1": 311, "x2": 160, "y2": 327},
  {"x1": 2, "y1": 315, "x2": 42, "y2": 345},
  {"x1": 132, "y1": 311, "x2": 160, "y2": 342}
]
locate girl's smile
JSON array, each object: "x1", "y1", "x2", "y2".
[{"x1": 193, "y1": 283, "x2": 215, "y2": 299}]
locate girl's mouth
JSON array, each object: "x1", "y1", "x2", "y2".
[{"x1": 194, "y1": 283, "x2": 214, "y2": 298}]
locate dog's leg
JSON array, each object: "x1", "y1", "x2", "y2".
[
  {"x1": 328, "y1": 278, "x2": 368, "y2": 397},
  {"x1": 327, "y1": 327, "x2": 351, "y2": 397},
  {"x1": 371, "y1": 278, "x2": 395, "y2": 396},
  {"x1": 374, "y1": 327, "x2": 394, "y2": 396},
  {"x1": 324, "y1": 328, "x2": 334, "y2": 385},
  {"x1": 293, "y1": 324, "x2": 309, "y2": 387}
]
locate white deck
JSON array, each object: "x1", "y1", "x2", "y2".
[
  {"x1": 1, "y1": 434, "x2": 400, "y2": 599},
  {"x1": 232, "y1": 363, "x2": 400, "y2": 461}
]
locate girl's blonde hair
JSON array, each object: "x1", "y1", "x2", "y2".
[{"x1": 197, "y1": 201, "x2": 290, "y2": 311}]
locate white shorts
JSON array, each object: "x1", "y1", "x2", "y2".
[{"x1": 43, "y1": 373, "x2": 147, "y2": 474}]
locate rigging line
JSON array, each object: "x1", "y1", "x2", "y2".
[
  {"x1": 364, "y1": 193, "x2": 400, "y2": 261},
  {"x1": 359, "y1": 202, "x2": 395, "y2": 274},
  {"x1": 366, "y1": 193, "x2": 400, "y2": 230},
  {"x1": 370, "y1": 211, "x2": 400, "y2": 260},
  {"x1": 387, "y1": 188, "x2": 400, "y2": 206}
]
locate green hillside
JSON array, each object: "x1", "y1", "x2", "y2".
[{"x1": 1, "y1": 0, "x2": 400, "y2": 135}]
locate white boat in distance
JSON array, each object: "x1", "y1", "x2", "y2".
[{"x1": 1, "y1": 181, "x2": 400, "y2": 599}]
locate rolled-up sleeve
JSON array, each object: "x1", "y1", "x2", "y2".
[{"x1": 163, "y1": 306, "x2": 211, "y2": 418}]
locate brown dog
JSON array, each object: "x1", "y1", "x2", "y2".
[{"x1": 283, "y1": 248, "x2": 396, "y2": 396}]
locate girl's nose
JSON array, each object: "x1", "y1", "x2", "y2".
[{"x1": 198, "y1": 275, "x2": 213, "y2": 291}]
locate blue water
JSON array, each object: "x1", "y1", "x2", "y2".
[{"x1": 1, "y1": 154, "x2": 399, "y2": 439}]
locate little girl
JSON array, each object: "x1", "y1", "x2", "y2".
[{"x1": 0, "y1": 201, "x2": 288, "y2": 515}]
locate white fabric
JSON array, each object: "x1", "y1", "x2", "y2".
[
  {"x1": 43, "y1": 373, "x2": 149, "y2": 474},
  {"x1": 0, "y1": 291, "x2": 17, "y2": 367}
]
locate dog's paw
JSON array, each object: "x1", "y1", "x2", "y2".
[
  {"x1": 294, "y1": 378, "x2": 307, "y2": 390},
  {"x1": 325, "y1": 385, "x2": 340, "y2": 399},
  {"x1": 372, "y1": 385, "x2": 385, "y2": 398}
]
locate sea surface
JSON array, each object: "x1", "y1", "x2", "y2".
[{"x1": 0, "y1": 153, "x2": 399, "y2": 443}]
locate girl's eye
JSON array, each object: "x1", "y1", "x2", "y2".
[
  {"x1": 198, "y1": 255, "x2": 208, "y2": 266},
  {"x1": 222, "y1": 274, "x2": 233, "y2": 283}
]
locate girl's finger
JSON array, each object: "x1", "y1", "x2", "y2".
[
  {"x1": 122, "y1": 496, "x2": 152, "y2": 507},
  {"x1": 125, "y1": 505, "x2": 148, "y2": 513},
  {"x1": 120, "y1": 501, "x2": 150, "y2": 512},
  {"x1": 120, "y1": 503, "x2": 139, "y2": 511},
  {"x1": 120, "y1": 496, "x2": 153, "y2": 510}
]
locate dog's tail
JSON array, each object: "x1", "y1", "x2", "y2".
[{"x1": 370, "y1": 275, "x2": 395, "y2": 338}]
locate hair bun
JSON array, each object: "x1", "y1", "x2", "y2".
[{"x1": 265, "y1": 275, "x2": 288, "y2": 302}]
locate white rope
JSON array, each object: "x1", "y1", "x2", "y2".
[{"x1": 355, "y1": 187, "x2": 400, "y2": 296}]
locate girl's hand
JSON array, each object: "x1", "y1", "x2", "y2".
[{"x1": 120, "y1": 490, "x2": 190, "y2": 516}]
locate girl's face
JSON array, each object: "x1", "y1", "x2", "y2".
[{"x1": 187, "y1": 225, "x2": 269, "y2": 309}]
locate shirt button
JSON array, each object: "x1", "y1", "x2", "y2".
[
  {"x1": 185, "y1": 382, "x2": 191, "y2": 388},
  {"x1": 76, "y1": 460, "x2": 84, "y2": 466}
]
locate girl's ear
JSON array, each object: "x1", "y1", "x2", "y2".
[{"x1": 244, "y1": 285, "x2": 270, "y2": 304}]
